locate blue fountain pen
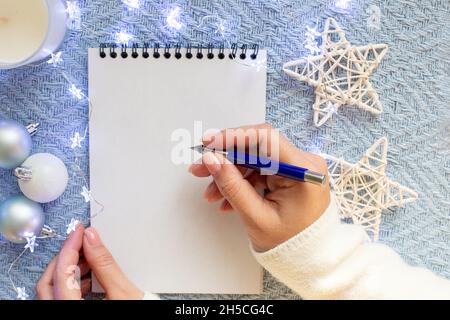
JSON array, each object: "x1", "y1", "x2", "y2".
[{"x1": 191, "y1": 145, "x2": 326, "y2": 186}]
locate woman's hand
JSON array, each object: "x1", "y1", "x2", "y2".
[
  {"x1": 36, "y1": 225, "x2": 144, "y2": 300},
  {"x1": 189, "y1": 124, "x2": 330, "y2": 252},
  {"x1": 36, "y1": 224, "x2": 87, "y2": 299}
]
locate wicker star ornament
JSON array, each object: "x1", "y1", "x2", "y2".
[
  {"x1": 323, "y1": 138, "x2": 418, "y2": 241},
  {"x1": 283, "y1": 18, "x2": 388, "y2": 127}
]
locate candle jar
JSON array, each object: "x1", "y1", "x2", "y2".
[{"x1": 0, "y1": 0, "x2": 67, "y2": 70}]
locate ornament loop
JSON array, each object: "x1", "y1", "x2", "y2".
[
  {"x1": 26, "y1": 123, "x2": 39, "y2": 136},
  {"x1": 14, "y1": 166, "x2": 33, "y2": 181},
  {"x1": 39, "y1": 224, "x2": 60, "y2": 238}
]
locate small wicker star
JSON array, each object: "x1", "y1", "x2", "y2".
[
  {"x1": 323, "y1": 138, "x2": 418, "y2": 241},
  {"x1": 283, "y1": 18, "x2": 388, "y2": 127}
]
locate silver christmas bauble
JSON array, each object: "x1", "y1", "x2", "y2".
[
  {"x1": 0, "y1": 195, "x2": 44, "y2": 243},
  {"x1": 0, "y1": 119, "x2": 32, "y2": 169},
  {"x1": 18, "y1": 153, "x2": 69, "y2": 203}
]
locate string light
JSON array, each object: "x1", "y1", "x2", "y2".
[
  {"x1": 122, "y1": 0, "x2": 141, "y2": 9},
  {"x1": 24, "y1": 235, "x2": 38, "y2": 253},
  {"x1": 198, "y1": 15, "x2": 228, "y2": 38},
  {"x1": 65, "y1": 1, "x2": 81, "y2": 30},
  {"x1": 70, "y1": 132, "x2": 84, "y2": 149},
  {"x1": 4, "y1": 1, "x2": 268, "y2": 299},
  {"x1": 66, "y1": 1, "x2": 79, "y2": 17},
  {"x1": 115, "y1": 30, "x2": 134, "y2": 45},
  {"x1": 81, "y1": 186, "x2": 92, "y2": 202},
  {"x1": 323, "y1": 101, "x2": 340, "y2": 115},
  {"x1": 166, "y1": 6, "x2": 183, "y2": 30},
  {"x1": 304, "y1": 25, "x2": 321, "y2": 55},
  {"x1": 66, "y1": 218, "x2": 80, "y2": 235},
  {"x1": 216, "y1": 20, "x2": 226, "y2": 36},
  {"x1": 16, "y1": 287, "x2": 29, "y2": 300},
  {"x1": 69, "y1": 84, "x2": 83, "y2": 100},
  {"x1": 332, "y1": 0, "x2": 352, "y2": 14},
  {"x1": 47, "y1": 51, "x2": 63, "y2": 67}
]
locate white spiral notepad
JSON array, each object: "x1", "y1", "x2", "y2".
[{"x1": 88, "y1": 45, "x2": 266, "y2": 294}]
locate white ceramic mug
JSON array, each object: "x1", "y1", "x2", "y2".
[{"x1": 0, "y1": 0, "x2": 67, "y2": 69}]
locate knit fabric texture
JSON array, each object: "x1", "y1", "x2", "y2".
[{"x1": 0, "y1": 0, "x2": 449, "y2": 299}]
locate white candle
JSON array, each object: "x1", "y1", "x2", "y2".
[{"x1": 0, "y1": 0, "x2": 67, "y2": 69}]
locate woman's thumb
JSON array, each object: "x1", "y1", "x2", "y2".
[
  {"x1": 202, "y1": 152, "x2": 274, "y2": 228},
  {"x1": 83, "y1": 227, "x2": 143, "y2": 299}
]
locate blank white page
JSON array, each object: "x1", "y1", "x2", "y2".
[{"x1": 88, "y1": 48, "x2": 266, "y2": 294}]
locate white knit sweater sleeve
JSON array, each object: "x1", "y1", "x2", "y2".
[
  {"x1": 252, "y1": 195, "x2": 450, "y2": 299},
  {"x1": 142, "y1": 292, "x2": 160, "y2": 300}
]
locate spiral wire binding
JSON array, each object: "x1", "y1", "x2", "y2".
[
  {"x1": 98, "y1": 43, "x2": 260, "y2": 60},
  {"x1": 154, "y1": 43, "x2": 160, "y2": 58}
]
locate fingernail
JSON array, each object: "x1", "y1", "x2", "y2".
[
  {"x1": 84, "y1": 228, "x2": 101, "y2": 246},
  {"x1": 203, "y1": 152, "x2": 221, "y2": 175}
]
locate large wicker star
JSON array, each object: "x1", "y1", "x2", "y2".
[
  {"x1": 283, "y1": 18, "x2": 388, "y2": 127},
  {"x1": 323, "y1": 138, "x2": 418, "y2": 241}
]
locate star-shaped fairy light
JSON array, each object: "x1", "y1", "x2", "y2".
[
  {"x1": 69, "y1": 84, "x2": 83, "y2": 100},
  {"x1": 66, "y1": 218, "x2": 80, "y2": 235},
  {"x1": 65, "y1": 1, "x2": 81, "y2": 30},
  {"x1": 81, "y1": 186, "x2": 92, "y2": 202},
  {"x1": 283, "y1": 18, "x2": 388, "y2": 127},
  {"x1": 66, "y1": 1, "x2": 80, "y2": 18},
  {"x1": 47, "y1": 51, "x2": 63, "y2": 67},
  {"x1": 122, "y1": 0, "x2": 140, "y2": 9},
  {"x1": 24, "y1": 235, "x2": 38, "y2": 253},
  {"x1": 323, "y1": 138, "x2": 418, "y2": 241},
  {"x1": 304, "y1": 25, "x2": 322, "y2": 55},
  {"x1": 166, "y1": 6, "x2": 183, "y2": 30},
  {"x1": 115, "y1": 30, "x2": 134, "y2": 45},
  {"x1": 70, "y1": 132, "x2": 84, "y2": 149},
  {"x1": 16, "y1": 287, "x2": 29, "y2": 300}
]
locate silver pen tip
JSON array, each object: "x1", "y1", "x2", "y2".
[
  {"x1": 190, "y1": 145, "x2": 205, "y2": 153},
  {"x1": 190, "y1": 145, "x2": 228, "y2": 155},
  {"x1": 304, "y1": 171, "x2": 326, "y2": 185}
]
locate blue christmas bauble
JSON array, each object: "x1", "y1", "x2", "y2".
[
  {"x1": 0, "y1": 119, "x2": 32, "y2": 169},
  {"x1": 0, "y1": 195, "x2": 44, "y2": 243}
]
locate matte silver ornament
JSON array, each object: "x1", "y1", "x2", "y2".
[
  {"x1": 0, "y1": 119, "x2": 32, "y2": 169},
  {"x1": 17, "y1": 153, "x2": 69, "y2": 203},
  {"x1": 0, "y1": 195, "x2": 44, "y2": 243}
]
